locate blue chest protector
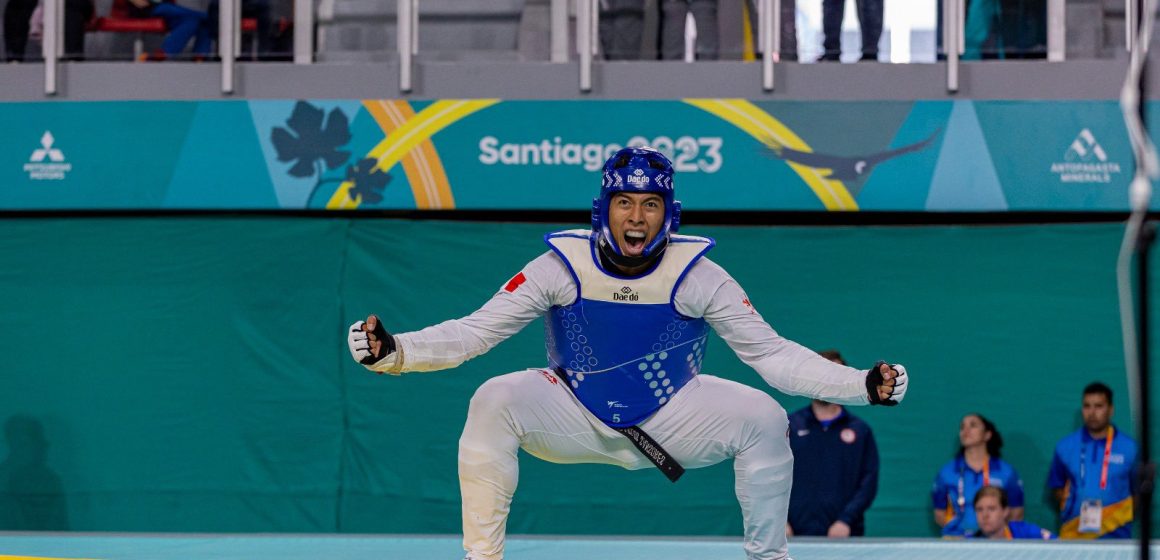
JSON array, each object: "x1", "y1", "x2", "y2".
[{"x1": 544, "y1": 229, "x2": 715, "y2": 428}]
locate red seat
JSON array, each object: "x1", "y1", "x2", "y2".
[
  {"x1": 88, "y1": 0, "x2": 167, "y2": 33},
  {"x1": 86, "y1": 0, "x2": 264, "y2": 60},
  {"x1": 87, "y1": 0, "x2": 258, "y2": 35}
]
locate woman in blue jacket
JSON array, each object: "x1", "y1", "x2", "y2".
[{"x1": 932, "y1": 413, "x2": 1025, "y2": 537}]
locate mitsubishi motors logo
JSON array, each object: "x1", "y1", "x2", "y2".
[
  {"x1": 1051, "y1": 128, "x2": 1121, "y2": 184},
  {"x1": 24, "y1": 131, "x2": 72, "y2": 180}
]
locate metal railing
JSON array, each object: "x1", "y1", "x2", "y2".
[
  {"x1": 1128, "y1": 0, "x2": 1139, "y2": 52},
  {"x1": 398, "y1": 0, "x2": 418, "y2": 92},
  {"x1": 42, "y1": 0, "x2": 61, "y2": 94},
  {"x1": 942, "y1": 0, "x2": 963, "y2": 92},
  {"x1": 576, "y1": 0, "x2": 597, "y2": 92},
  {"x1": 294, "y1": 0, "x2": 315, "y2": 63},
  {"x1": 1047, "y1": 0, "x2": 1065, "y2": 61},
  {"x1": 758, "y1": 0, "x2": 779, "y2": 91},
  {"x1": 219, "y1": 0, "x2": 237, "y2": 93}
]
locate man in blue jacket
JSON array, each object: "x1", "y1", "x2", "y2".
[
  {"x1": 1048, "y1": 381, "x2": 1137, "y2": 539},
  {"x1": 786, "y1": 349, "x2": 879, "y2": 537}
]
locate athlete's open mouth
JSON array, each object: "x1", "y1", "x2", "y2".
[{"x1": 623, "y1": 231, "x2": 647, "y2": 253}]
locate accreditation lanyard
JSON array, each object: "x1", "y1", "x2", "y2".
[
  {"x1": 957, "y1": 458, "x2": 990, "y2": 511},
  {"x1": 1079, "y1": 427, "x2": 1115, "y2": 491}
]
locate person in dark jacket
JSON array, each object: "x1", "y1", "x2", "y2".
[{"x1": 786, "y1": 349, "x2": 880, "y2": 537}]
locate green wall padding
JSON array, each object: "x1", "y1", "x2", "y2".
[{"x1": 0, "y1": 218, "x2": 1150, "y2": 538}]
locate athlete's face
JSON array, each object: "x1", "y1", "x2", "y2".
[
  {"x1": 608, "y1": 192, "x2": 665, "y2": 257},
  {"x1": 1082, "y1": 392, "x2": 1113, "y2": 434},
  {"x1": 958, "y1": 415, "x2": 991, "y2": 449},
  {"x1": 974, "y1": 494, "x2": 1008, "y2": 537}
]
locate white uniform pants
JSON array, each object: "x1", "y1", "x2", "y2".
[{"x1": 458, "y1": 369, "x2": 793, "y2": 560}]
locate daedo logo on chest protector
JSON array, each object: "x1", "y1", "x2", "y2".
[{"x1": 612, "y1": 286, "x2": 639, "y2": 302}]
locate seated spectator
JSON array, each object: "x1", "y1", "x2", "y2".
[
  {"x1": 786, "y1": 349, "x2": 878, "y2": 537},
  {"x1": 971, "y1": 486, "x2": 1055, "y2": 540},
  {"x1": 126, "y1": 0, "x2": 211, "y2": 60},
  {"x1": 932, "y1": 413, "x2": 1025, "y2": 537},
  {"x1": 3, "y1": 0, "x2": 94, "y2": 61}
]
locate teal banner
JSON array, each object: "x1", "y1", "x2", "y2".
[
  {"x1": 0, "y1": 99, "x2": 1148, "y2": 211},
  {"x1": 0, "y1": 218, "x2": 1156, "y2": 537}
]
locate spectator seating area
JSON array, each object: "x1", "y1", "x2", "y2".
[
  {"x1": 0, "y1": 0, "x2": 1158, "y2": 62},
  {"x1": 85, "y1": 0, "x2": 260, "y2": 59}
]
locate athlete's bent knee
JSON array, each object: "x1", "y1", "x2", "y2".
[{"x1": 468, "y1": 373, "x2": 525, "y2": 414}]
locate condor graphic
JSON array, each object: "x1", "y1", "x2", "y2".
[{"x1": 761, "y1": 130, "x2": 939, "y2": 182}]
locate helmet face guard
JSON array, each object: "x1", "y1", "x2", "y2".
[{"x1": 592, "y1": 146, "x2": 681, "y2": 259}]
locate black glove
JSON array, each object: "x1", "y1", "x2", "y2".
[
  {"x1": 866, "y1": 360, "x2": 899, "y2": 406},
  {"x1": 348, "y1": 316, "x2": 397, "y2": 367},
  {"x1": 361, "y1": 318, "x2": 396, "y2": 365}
]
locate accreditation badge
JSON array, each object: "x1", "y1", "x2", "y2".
[{"x1": 1079, "y1": 499, "x2": 1103, "y2": 533}]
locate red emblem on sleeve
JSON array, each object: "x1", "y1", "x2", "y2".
[{"x1": 504, "y1": 272, "x2": 527, "y2": 293}]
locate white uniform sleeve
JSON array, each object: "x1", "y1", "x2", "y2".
[
  {"x1": 674, "y1": 259, "x2": 871, "y2": 406},
  {"x1": 366, "y1": 251, "x2": 577, "y2": 374}
]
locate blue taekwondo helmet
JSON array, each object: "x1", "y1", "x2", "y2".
[{"x1": 592, "y1": 146, "x2": 681, "y2": 260}]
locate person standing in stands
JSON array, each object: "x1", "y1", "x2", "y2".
[
  {"x1": 932, "y1": 413, "x2": 1025, "y2": 537},
  {"x1": 598, "y1": 0, "x2": 645, "y2": 60},
  {"x1": 1048, "y1": 382, "x2": 1137, "y2": 539},
  {"x1": 786, "y1": 349, "x2": 879, "y2": 537},
  {"x1": 659, "y1": 0, "x2": 718, "y2": 60},
  {"x1": 817, "y1": 0, "x2": 881, "y2": 61}
]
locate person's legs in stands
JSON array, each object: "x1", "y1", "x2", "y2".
[
  {"x1": 599, "y1": 0, "x2": 644, "y2": 59},
  {"x1": 855, "y1": 0, "x2": 881, "y2": 60},
  {"x1": 191, "y1": 16, "x2": 212, "y2": 56},
  {"x1": 242, "y1": 0, "x2": 272, "y2": 58},
  {"x1": 152, "y1": 2, "x2": 208, "y2": 57},
  {"x1": 205, "y1": 0, "x2": 220, "y2": 43},
  {"x1": 819, "y1": 0, "x2": 842, "y2": 61},
  {"x1": 62, "y1": 0, "x2": 94, "y2": 60},
  {"x1": 688, "y1": 0, "x2": 717, "y2": 59},
  {"x1": 4, "y1": 0, "x2": 38, "y2": 61},
  {"x1": 962, "y1": 0, "x2": 1000, "y2": 60},
  {"x1": 779, "y1": 0, "x2": 797, "y2": 61},
  {"x1": 659, "y1": 0, "x2": 688, "y2": 59}
]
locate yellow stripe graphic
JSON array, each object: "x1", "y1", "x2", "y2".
[
  {"x1": 363, "y1": 100, "x2": 455, "y2": 209},
  {"x1": 0, "y1": 556, "x2": 96, "y2": 560},
  {"x1": 1058, "y1": 495, "x2": 1134, "y2": 539},
  {"x1": 327, "y1": 99, "x2": 500, "y2": 209},
  {"x1": 683, "y1": 98, "x2": 858, "y2": 211}
]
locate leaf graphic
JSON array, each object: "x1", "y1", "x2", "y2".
[
  {"x1": 346, "y1": 158, "x2": 391, "y2": 205},
  {"x1": 270, "y1": 101, "x2": 353, "y2": 178}
]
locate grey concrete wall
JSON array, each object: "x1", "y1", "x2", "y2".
[{"x1": 0, "y1": 57, "x2": 1152, "y2": 101}]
